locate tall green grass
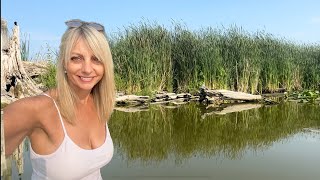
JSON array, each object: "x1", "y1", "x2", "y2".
[
  {"x1": 110, "y1": 21, "x2": 172, "y2": 95},
  {"x1": 39, "y1": 62, "x2": 56, "y2": 90},
  {"x1": 20, "y1": 33, "x2": 30, "y2": 61},
  {"x1": 34, "y1": 21, "x2": 319, "y2": 94},
  {"x1": 110, "y1": 21, "x2": 320, "y2": 94}
]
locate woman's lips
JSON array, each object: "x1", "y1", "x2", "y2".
[{"x1": 79, "y1": 76, "x2": 94, "y2": 82}]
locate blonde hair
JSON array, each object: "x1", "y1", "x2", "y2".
[{"x1": 56, "y1": 24, "x2": 115, "y2": 124}]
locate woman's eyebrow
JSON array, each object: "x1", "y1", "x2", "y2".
[{"x1": 70, "y1": 52, "x2": 82, "y2": 56}]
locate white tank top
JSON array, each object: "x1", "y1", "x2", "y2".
[{"x1": 29, "y1": 94, "x2": 114, "y2": 180}]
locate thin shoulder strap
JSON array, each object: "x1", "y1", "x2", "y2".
[
  {"x1": 42, "y1": 93, "x2": 67, "y2": 134},
  {"x1": 106, "y1": 123, "x2": 110, "y2": 135}
]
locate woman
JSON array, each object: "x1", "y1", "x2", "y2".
[{"x1": 3, "y1": 19, "x2": 116, "y2": 179}]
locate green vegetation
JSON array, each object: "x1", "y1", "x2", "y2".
[
  {"x1": 110, "y1": 22, "x2": 320, "y2": 94},
  {"x1": 20, "y1": 33, "x2": 30, "y2": 61},
  {"x1": 111, "y1": 21, "x2": 173, "y2": 95},
  {"x1": 288, "y1": 90, "x2": 320, "y2": 103},
  {"x1": 30, "y1": 43, "x2": 59, "y2": 89},
  {"x1": 39, "y1": 62, "x2": 57, "y2": 90},
  {"x1": 33, "y1": 21, "x2": 320, "y2": 95},
  {"x1": 33, "y1": 43, "x2": 58, "y2": 62}
]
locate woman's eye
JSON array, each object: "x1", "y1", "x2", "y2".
[
  {"x1": 92, "y1": 57, "x2": 102, "y2": 64},
  {"x1": 71, "y1": 56, "x2": 81, "y2": 61}
]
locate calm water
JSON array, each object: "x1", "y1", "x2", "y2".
[{"x1": 5, "y1": 102, "x2": 320, "y2": 180}]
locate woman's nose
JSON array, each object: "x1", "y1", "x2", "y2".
[{"x1": 82, "y1": 60, "x2": 93, "y2": 74}]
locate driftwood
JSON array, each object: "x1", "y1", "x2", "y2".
[
  {"x1": 1, "y1": 19, "x2": 39, "y2": 177},
  {"x1": 114, "y1": 92, "x2": 193, "y2": 112},
  {"x1": 116, "y1": 95, "x2": 149, "y2": 106},
  {"x1": 1, "y1": 111, "x2": 5, "y2": 176},
  {"x1": 22, "y1": 61, "x2": 50, "y2": 78},
  {"x1": 116, "y1": 92, "x2": 193, "y2": 106},
  {"x1": 205, "y1": 89, "x2": 262, "y2": 101},
  {"x1": 115, "y1": 88, "x2": 266, "y2": 112},
  {"x1": 116, "y1": 95, "x2": 149, "y2": 102},
  {"x1": 2, "y1": 156, "x2": 12, "y2": 179},
  {"x1": 1, "y1": 19, "x2": 42, "y2": 105},
  {"x1": 153, "y1": 92, "x2": 192, "y2": 101},
  {"x1": 155, "y1": 92, "x2": 176, "y2": 99},
  {"x1": 12, "y1": 141, "x2": 24, "y2": 175},
  {"x1": 1, "y1": 18, "x2": 10, "y2": 51}
]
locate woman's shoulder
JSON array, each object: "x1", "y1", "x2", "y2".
[
  {"x1": 5, "y1": 90, "x2": 57, "y2": 114},
  {"x1": 3, "y1": 91, "x2": 57, "y2": 132},
  {"x1": 33, "y1": 90, "x2": 59, "y2": 110}
]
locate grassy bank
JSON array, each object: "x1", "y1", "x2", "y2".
[{"x1": 36, "y1": 21, "x2": 320, "y2": 95}]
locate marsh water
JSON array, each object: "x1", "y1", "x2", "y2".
[{"x1": 5, "y1": 101, "x2": 320, "y2": 180}]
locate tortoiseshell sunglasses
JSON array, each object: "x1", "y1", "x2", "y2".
[{"x1": 65, "y1": 19, "x2": 105, "y2": 32}]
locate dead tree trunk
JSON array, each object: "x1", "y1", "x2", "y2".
[
  {"x1": 1, "y1": 18, "x2": 43, "y2": 177},
  {"x1": 1, "y1": 18, "x2": 42, "y2": 104},
  {"x1": 1, "y1": 19, "x2": 10, "y2": 51}
]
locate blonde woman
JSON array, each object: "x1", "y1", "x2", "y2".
[{"x1": 4, "y1": 19, "x2": 115, "y2": 179}]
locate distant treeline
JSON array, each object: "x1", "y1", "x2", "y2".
[{"x1": 109, "y1": 22, "x2": 320, "y2": 95}]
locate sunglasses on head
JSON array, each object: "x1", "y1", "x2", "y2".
[{"x1": 65, "y1": 19, "x2": 105, "y2": 32}]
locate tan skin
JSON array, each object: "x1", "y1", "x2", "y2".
[{"x1": 4, "y1": 38, "x2": 106, "y2": 156}]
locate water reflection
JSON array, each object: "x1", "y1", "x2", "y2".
[
  {"x1": 109, "y1": 102, "x2": 320, "y2": 164},
  {"x1": 3, "y1": 102, "x2": 320, "y2": 180}
]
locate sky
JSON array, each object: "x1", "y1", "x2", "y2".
[{"x1": 2, "y1": 0, "x2": 320, "y2": 59}]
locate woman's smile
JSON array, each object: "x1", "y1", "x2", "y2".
[{"x1": 79, "y1": 76, "x2": 95, "y2": 82}]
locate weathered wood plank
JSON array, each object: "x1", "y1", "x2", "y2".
[
  {"x1": 207, "y1": 89, "x2": 262, "y2": 101},
  {"x1": 116, "y1": 95, "x2": 149, "y2": 102}
]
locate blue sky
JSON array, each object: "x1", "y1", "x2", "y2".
[{"x1": 2, "y1": 0, "x2": 320, "y2": 59}]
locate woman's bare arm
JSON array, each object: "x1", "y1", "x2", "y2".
[{"x1": 3, "y1": 96, "x2": 42, "y2": 156}]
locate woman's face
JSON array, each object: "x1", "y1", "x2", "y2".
[{"x1": 66, "y1": 37, "x2": 104, "y2": 94}]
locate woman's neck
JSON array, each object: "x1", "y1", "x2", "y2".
[{"x1": 76, "y1": 92, "x2": 93, "y2": 105}]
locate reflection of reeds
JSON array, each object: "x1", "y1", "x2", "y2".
[
  {"x1": 109, "y1": 102, "x2": 320, "y2": 164},
  {"x1": 111, "y1": 105, "x2": 173, "y2": 164}
]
